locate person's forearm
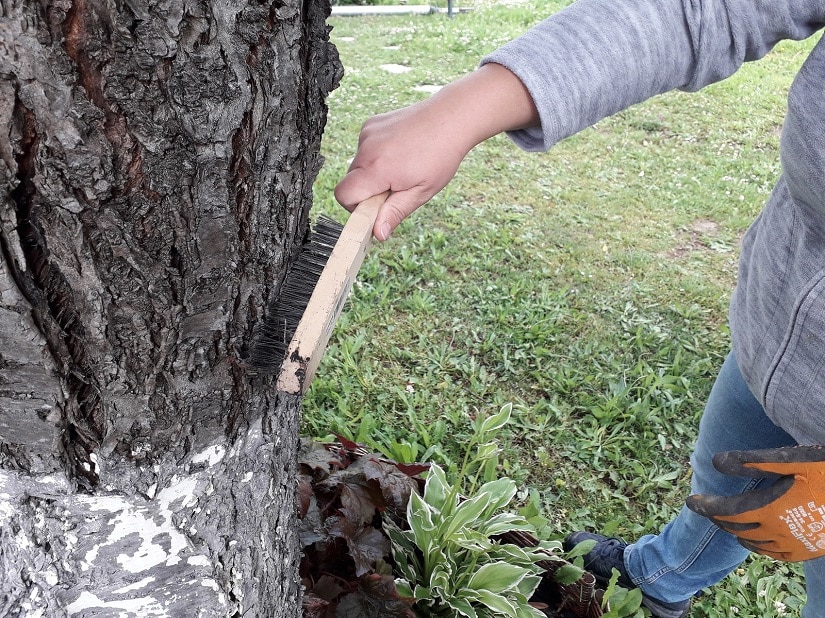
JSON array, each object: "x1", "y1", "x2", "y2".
[
  {"x1": 334, "y1": 63, "x2": 539, "y2": 240},
  {"x1": 426, "y1": 62, "x2": 540, "y2": 151},
  {"x1": 484, "y1": 0, "x2": 825, "y2": 152}
]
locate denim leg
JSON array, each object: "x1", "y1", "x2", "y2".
[
  {"x1": 623, "y1": 352, "x2": 798, "y2": 603},
  {"x1": 803, "y1": 557, "x2": 825, "y2": 618}
]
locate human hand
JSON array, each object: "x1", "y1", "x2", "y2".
[
  {"x1": 686, "y1": 446, "x2": 825, "y2": 561},
  {"x1": 334, "y1": 63, "x2": 540, "y2": 241},
  {"x1": 334, "y1": 98, "x2": 471, "y2": 241}
]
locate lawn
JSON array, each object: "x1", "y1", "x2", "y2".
[{"x1": 304, "y1": 1, "x2": 816, "y2": 615}]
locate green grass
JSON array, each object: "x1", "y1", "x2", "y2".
[{"x1": 304, "y1": 1, "x2": 816, "y2": 614}]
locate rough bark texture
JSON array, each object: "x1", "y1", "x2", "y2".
[{"x1": 0, "y1": 0, "x2": 342, "y2": 615}]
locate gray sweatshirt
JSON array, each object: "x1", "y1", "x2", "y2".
[{"x1": 483, "y1": 0, "x2": 825, "y2": 444}]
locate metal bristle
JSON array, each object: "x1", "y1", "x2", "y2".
[{"x1": 248, "y1": 216, "x2": 343, "y2": 372}]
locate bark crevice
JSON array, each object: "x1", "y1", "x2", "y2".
[{"x1": 8, "y1": 93, "x2": 102, "y2": 488}]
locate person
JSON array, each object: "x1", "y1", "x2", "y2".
[{"x1": 334, "y1": 1, "x2": 825, "y2": 617}]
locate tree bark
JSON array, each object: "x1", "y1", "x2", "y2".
[{"x1": 0, "y1": 0, "x2": 342, "y2": 615}]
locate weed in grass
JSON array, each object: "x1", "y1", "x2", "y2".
[{"x1": 693, "y1": 556, "x2": 805, "y2": 617}]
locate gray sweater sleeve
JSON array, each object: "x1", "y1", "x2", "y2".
[{"x1": 482, "y1": 0, "x2": 825, "y2": 151}]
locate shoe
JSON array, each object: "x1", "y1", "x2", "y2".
[{"x1": 564, "y1": 531, "x2": 692, "y2": 618}]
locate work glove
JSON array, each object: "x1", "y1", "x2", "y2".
[{"x1": 686, "y1": 446, "x2": 825, "y2": 562}]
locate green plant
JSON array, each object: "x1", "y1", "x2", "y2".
[
  {"x1": 388, "y1": 463, "x2": 560, "y2": 617},
  {"x1": 386, "y1": 404, "x2": 576, "y2": 617},
  {"x1": 692, "y1": 555, "x2": 805, "y2": 617},
  {"x1": 600, "y1": 570, "x2": 644, "y2": 618},
  {"x1": 565, "y1": 538, "x2": 644, "y2": 618}
]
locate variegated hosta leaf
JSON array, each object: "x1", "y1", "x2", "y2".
[
  {"x1": 439, "y1": 550, "x2": 459, "y2": 580},
  {"x1": 422, "y1": 464, "x2": 452, "y2": 514},
  {"x1": 480, "y1": 403, "x2": 513, "y2": 434},
  {"x1": 487, "y1": 543, "x2": 541, "y2": 566},
  {"x1": 430, "y1": 564, "x2": 453, "y2": 598},
  {"x1": 437, "y1": 491, "x2": 494, "y2": 540},
  {"x1": 395, "y1": 578, "x2": 414, "y2": 598},
  {"x1": 478, "y1": 512, "x2": 535, "y2": 537},
  {"x1": 474, "y1": 442, "x2": 500, "y2": 461},
  {"x1": 385, "y1": 521, "x2": 418, "y2": 556},
  {"x1": 385, "y1": 523, "x2": 423, "y2": 582},
  {"x1": 515, "y1": 574, "x2": 543, "y2": 600},
  {"x1": 488, "y1": 539, "x2": 563, "y2": 566},
  {"x1": 474, "y1": 477, "x2": 518, "y2": 515},
  {"x1": 446, "y1": 596, "x2": 479, "y2": 618},
  {"x1": 467, "y1": 561, "x2": 532, "y2": 594},
  {"x1": 452, "y1": 533, "x2": 495, "y2": 552},
  {"x1": 535, "y1": 539, "x2": 564, "y2": 553},
  {"x1": 516, "y1": 604, "x2": 549, "y2": 618},
  {"x1": 408, "y1": 491, "x2": 437, "y2": 550},
  {"x1": 391, "y1": 549, "x2": 419, "y2": 583},
  {"x1": 460, "y1": 588, "x2": 520, "y2": 618},
  {"x1": 413, "y1": 584, "x2": 432, "y2": 601}
]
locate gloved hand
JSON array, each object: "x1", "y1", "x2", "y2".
[{"x1": 686, "y1": 446, "x2": 825, "y2": 562}]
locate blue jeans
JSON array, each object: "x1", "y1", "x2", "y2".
[{"x1": 623, "y1": 352, "x2": 825, "y2": 616}]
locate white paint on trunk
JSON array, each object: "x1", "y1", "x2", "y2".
[
  {"x1": 82, "y1": 543, "x2": 100, "y2": 570},
  {"x1": 114, "y1": 576, "x2": 156, "y2": 594},
  {"x1": 65, "y1": 591, "x2": 170, "y2": 617},
  {"x1": 191, "y1": 444, "x2": 226, "y2": 467},
  {"x1": 42, "y1": 569, "x2": 58, "y2": 586},
  {"x1": 75, "y1": 477, "x2": 201, "y2": 574},
  {"x1": 187, "y1": 554, "x2": 211, "y2": 567},
  {"x1": 156, "y1": 475, "x2": 202, "y2": 510}
]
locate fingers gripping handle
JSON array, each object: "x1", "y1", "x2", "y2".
[{"x1": 276, "y1": 193, "x2": 387, "y2": 395}]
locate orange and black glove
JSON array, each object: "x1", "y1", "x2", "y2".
[{"x1": 686, "y1": 446, "x2": 825, "y2": 562}]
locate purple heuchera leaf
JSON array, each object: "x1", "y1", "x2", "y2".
[
  {"x1": 330, "y1": 515, "x2": 390, "y2": 577},
  {"x1": 362, "y1": 458, "x2": 419, "y2": 511},
  {"x1": 335, "y1": 575, "x2": 416, "y2": 618}
]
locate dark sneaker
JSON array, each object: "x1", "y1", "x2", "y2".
[{"x1": 564, "y1": 532, "x2": 691, "y2": 618}]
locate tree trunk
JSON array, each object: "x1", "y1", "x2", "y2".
[{"x1": 0, "y1": 0, "x2": 342, "y2": 615}]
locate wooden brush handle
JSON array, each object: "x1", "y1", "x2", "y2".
[{"x1": 277, "y1": 192, "x2": 387, "y2": 395}]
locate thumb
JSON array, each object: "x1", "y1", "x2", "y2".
[
  {"x1": 713, "y1": 450, "x2": 788, "y2": 479},
  {"x1": 334, "y1": 166, "x2": 388, "y2": 213},
  {"x1": 687, "y1": 475, "x2": 796, "y2": 519},
  {"x1": 373, "y1": 189, "x2": 432, "y2": 241},
  {"x1": 719, "y1": 446, "x2": 825, "y2": 478}
]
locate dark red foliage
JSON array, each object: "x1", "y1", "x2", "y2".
[{"x1": 298, "y1": 439, "x2": 425, "y2": 617}]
